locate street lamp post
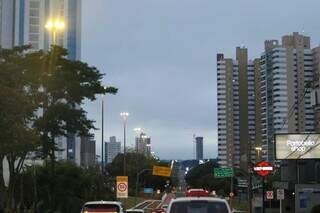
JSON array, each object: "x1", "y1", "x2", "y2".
[
  {"x1": 101, "y1": 97, "x2": 105, "y2": 173},
  {"x1": 45, "y1": 19, "x2": 65, "y2": 45},
  {"x1": 120, "y1": 112, "x2": 129, "y2": 176}
]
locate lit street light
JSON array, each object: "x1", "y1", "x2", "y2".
[
  {"x1": 255, "y1": 147, "x2": 262, "y2": 161},
  {"x1": 120, "y1": 112, "x2": 129, "y2": 175},
  {"x1": 45, "y1": 19, "x2": 65, "y2": 45}
]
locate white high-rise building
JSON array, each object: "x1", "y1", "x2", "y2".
[
  {"x1": 135, "y1": 133, "x2": 151, "y2": 157},
  {"x1": 105, "y1": 136, "x2": 121, "y2": 164},
  {"x1": 0, "y1": 0, "x2": 81, "y2": 60},
  {"x1": 260, "y1": 33, "x2": 315, "y2": 161}
]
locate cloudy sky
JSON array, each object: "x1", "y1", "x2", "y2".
[{"x1": 81, "y1": 0, "x2": 320, "y2": 160}]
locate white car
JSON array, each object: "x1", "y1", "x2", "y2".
[
  {"x1": 167, "y1": 197, "x2": 232, "y2": 213},
  {"x1": 81, "y1": 201, "x2": 124, "y2": 213}
]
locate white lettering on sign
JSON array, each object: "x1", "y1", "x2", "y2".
[
  {"x1": 253, "y1": 166, "x2": 273, "y2": 171},
  {"x1": 287, "y1": 140, "x2": 315, "y2": 152}
]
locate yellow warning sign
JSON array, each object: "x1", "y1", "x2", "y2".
[
  {"x1": 116, "y1": 176, "x2": 128, "y2": 182},
  {"x1": 152, "y1": 166, "x2": 172, "y2": 177}
]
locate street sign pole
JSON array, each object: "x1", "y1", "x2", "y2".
[
  {"x1": 262, "y1": 177, "x2": 265, "y2": 213},
  {"x1": 230, "y1": 176, "x2": 234, "y2": 208}
]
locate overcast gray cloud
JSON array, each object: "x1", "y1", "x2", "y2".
[{"x1": 82, "y1": 0, "x2": 320, "y2": 159}]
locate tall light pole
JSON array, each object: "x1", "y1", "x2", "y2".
[
  {"x1": 45, "y1": 19, "x2": 65, "y2": 45},
  {"x1": 101, "y1": 96, "x2": 105, "y2": 173},
  {"x1": 101, "y1": 87, "x2": 108, "y2": 173},
  {"x1": 120, "y1": 112, "x2": 129, "y2": 176}
]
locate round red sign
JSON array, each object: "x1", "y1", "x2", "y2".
[
  {"x1": 253, "y1": 161, "x2": 273, "y2": 177},
  {"x1": 117, "y1": 183, "x2": 127, "y2": 192}
]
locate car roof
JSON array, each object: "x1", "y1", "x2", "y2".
[
  {"x1": 83, "y1": 201, "x2": 122, "y2": 206},
  {"x1": 168, "y1": 197, "x2": 231, "y2": 212},
  {"x1": 171, "y1": 197, "x2": 227, "y2": 202}
]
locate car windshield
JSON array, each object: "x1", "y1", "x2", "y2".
[
  {"x1": 82, "y1": 204, "x2": 120, "y2": 213},
  {"x1": 170, "y1": 201, "x2": 228, "y2": 213}
]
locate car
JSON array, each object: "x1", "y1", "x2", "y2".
[
  {"x1": 151, "y1": 208, "x2": 166, "y2": 213},
  {"x1": 81, "y1": 201, "x2": 124, "y2": 213},
  {"x1": 167, "y1": 197, "x2": 232, "y2": 213},
  {"x1": 126, "y1": 209, "x2": 145, "y2": 213}
]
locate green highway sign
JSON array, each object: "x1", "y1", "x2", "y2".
[{"x1": 214, "y1": 168, "x2": 234, "y2": 178}]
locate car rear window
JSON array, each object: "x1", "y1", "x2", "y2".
[
  {"x1": 170, "y1": 201, "x2": 228, "y2": 213},
  {"x1": 82, "y1": 204, "x2": 120, "y2": 213}
]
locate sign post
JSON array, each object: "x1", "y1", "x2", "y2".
[
  {"x1": 214, "y1": 168, "x2": 234, "y2": 208},
  {"x1": 116, "y1": 176, "x2": 128, "y2": 199},
  {"x1": 253, "y1": 162, "x2": 274, "y2": 213},
  {"x1": 277, "y1": 189, "x2": 284, "y2": 213}
]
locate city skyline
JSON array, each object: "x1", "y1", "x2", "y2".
[{"x1": 81, "y1": 0, "x2": 320, "y2": 160}]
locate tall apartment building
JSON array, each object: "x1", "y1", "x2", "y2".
[
  {"x1": 135, "y1": 133, "x2": 151, "y2": 157},
  {"x1": 80, "y1": 136, "x2": 96, "y2": 168},
  {"x1": 260, "y1": 32, "x2": 315, "y2": 161},
  {"x1": 312, "y1": 47, "x2": 320, "y2": 131},
  {"x1": 0, "y1": 0, "x2": 81, "y2": 60},
  {"x1": 105, "y1": 136, "x2": 121, "y2": 164},
  {"x1": 217, "y1": 47, "x2": 256, "y2": 170},
  {"x1": 195, "y1": 136, "x2": 204, "y2": 160}
]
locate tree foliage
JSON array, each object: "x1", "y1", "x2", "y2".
[
  {"x1": 13, "y1": 162, "x2": 115, "y2": 213},
  {"x1": 185, "y1": 161, "x2": 230, "y2": 196},
  {"x1": 0, "y1": 45, "x2": 117, "y2": 211}
]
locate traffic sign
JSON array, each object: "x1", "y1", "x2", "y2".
[
  {"x1": 214, "y1": 168, "x2": 234, "y2": 178},
  {"x1": 266, "y1": 191, "x2": 274, "y2": 200},
  {"x1": 237, "y1": 178, "x2": 248, "y2": 188},
  {"x1": 253, "y1": 161, "x2": 273, "y2": 177},
  {"x1": 152, "y1": 166, "x2": 172, "y2": 177},
  {"x1": 229, "y1": 192, "x2": 234, "y2": 197},
  {"x1": 277, "y1": 189, "x2": 285, "y2": 200},
  {"x1": 273, "y1": 181, "x2": 289, "y2": 190},
  {"x1": 116, "y1": 176, "x2": 128, "y2": 198}
]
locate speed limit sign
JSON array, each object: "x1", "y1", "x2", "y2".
[{"x1": 116, "y1": 176, "x2": 128, "y2": 198}]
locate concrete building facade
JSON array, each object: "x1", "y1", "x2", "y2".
[
  {"x1": 0, "y1": 0, "x2": 81, "y2": 60},
  {"x1": 195, "y1": 136, "x2": 204, "y2": 160},
  {"x1": 217, "y1": 47, "x2": 256, "y2": 170},
  {"x1": 260, "y1": 32, "x2": 315, "y2": 162},
  {"x1": 105, "y1": 136, "x2": 121, "y2": 164},
  {"x1": 80, "y1": 136, "x2": 96, "y2": 168},
  {"x1": 135, "y1": 133, "x2": 151, "y2": 157}
]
